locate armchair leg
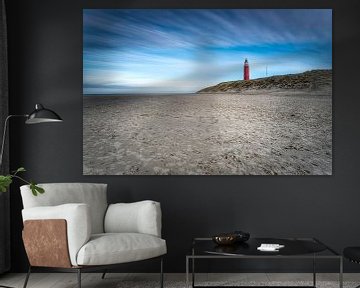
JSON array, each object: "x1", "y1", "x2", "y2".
[
  {"x1": 101, "y1": 270, "x2": 107, "y2": 279},
  {"x1": 160, "y1": 257, "x2": 164, "y2": 288},
  {"x1": 77, "y1": 269, "x2": 81, "y2": 288},
  {"x1": 23, "y1": 266, "x2": 31, "y2": 288}
]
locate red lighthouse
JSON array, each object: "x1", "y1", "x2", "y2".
[{"x1": 243, "y1": 58, "x2": 250, "y2": 80}]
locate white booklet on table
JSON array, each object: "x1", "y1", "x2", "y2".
[{"x1": 257, "y1": 243, "x2": 285, "y2": 252}]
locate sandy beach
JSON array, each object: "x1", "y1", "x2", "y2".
[{"x1": 83, "y1": 89, "x2": 332, "y2": 175}]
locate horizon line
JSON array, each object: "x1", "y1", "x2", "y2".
[{"x1": 83, "y1": 68, "x2": 332, "y2": 95}]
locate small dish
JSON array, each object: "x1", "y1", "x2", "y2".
[{"x1": 212, "y1": 233, "x2": 237, "y2": 245}]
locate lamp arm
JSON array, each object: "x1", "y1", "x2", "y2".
[{"x1": 0, "y1": 114, "x2": 28, "y2": 169}]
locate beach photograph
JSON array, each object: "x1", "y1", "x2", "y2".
[{"x1": 83, "y1": 9, "x2": 332, "y2": 175}]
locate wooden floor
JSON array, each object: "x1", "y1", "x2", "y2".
[{"x1": 0, "y1": 273, "x2": 359, "y2": 288}]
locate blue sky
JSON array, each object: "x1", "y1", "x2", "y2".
[{"x1": 83, "y1": 9, "x2": 332, "y2": 94}]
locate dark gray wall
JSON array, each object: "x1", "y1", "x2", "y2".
[{"x1": 5, "y1": 0, "x2": 360, "y2": 273}]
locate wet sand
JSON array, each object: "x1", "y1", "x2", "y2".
[{"x1": 83, "y1": 89, "x2": 332, "y2": 175}]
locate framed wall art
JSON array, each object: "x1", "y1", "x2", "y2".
[{"x1": 83, "y1": 9, "x2": 332, "y2": 175}]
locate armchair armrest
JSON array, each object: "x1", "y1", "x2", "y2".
[
  {"x1": 104, "y1": 200, "x2": 162, "y2": 237},
  {"x1": 22, "y1": 203, "x2": 91, "y2": 266}
]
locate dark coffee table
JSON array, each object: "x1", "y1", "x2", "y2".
[{"x1": 186, "y1": 237, "x2": 342, "y2": 288}]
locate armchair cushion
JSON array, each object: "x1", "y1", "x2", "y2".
[
  {"x1": 76, "y1": 233, "x2": 167, "y2": 266},
  {"x1": 104, "y1": 201, "x2": 162, "y2": 237},
  {"x1": 21, "y1": 183, "x2": 108, "y2": 234},
  {"x1": 22, "y1": 203, "x2": 91, "y2": 266}
]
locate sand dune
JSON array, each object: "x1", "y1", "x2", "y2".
[
  {"x1": 198, "y1": 69, "x2": 332, "y2": 93},
  {"x1": 83, "y1": 89, "x2": 332, "y2": 175}
]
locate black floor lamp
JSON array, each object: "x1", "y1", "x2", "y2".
[
  {"x1": 0, "y1": 103, "x2": 62, "y2": 288},
  {"x1": 0, "y1": 103, "x2": 63, "y2": 167}
]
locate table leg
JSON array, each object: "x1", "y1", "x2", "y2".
[
  {"x1": 192, "y1": 246, "x2": 195, "y2": 288},
  {"x1": 313, "y1": 254, "x2": 316, "y2": 287},
  {"x1": 339, "y1": 257, "x2": 343, "y2": 288},
  {"x1": 192, "y1": 257, "x2": 195, "y2": 288},
  {"x1": 186, "y1": 257, "x2": 189, "y2": 288}
]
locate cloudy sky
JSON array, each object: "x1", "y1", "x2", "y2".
[{"x1": 83, "y1": 9, "x2": 332, "y2": 94}]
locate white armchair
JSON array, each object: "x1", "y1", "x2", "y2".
[{"x1": 20, "y1": 183, "x2": 166, "y2": 288}]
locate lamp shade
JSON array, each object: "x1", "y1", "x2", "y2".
[{"x1": 25, "y1": 104, "x2": 63, "y2": 124}]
